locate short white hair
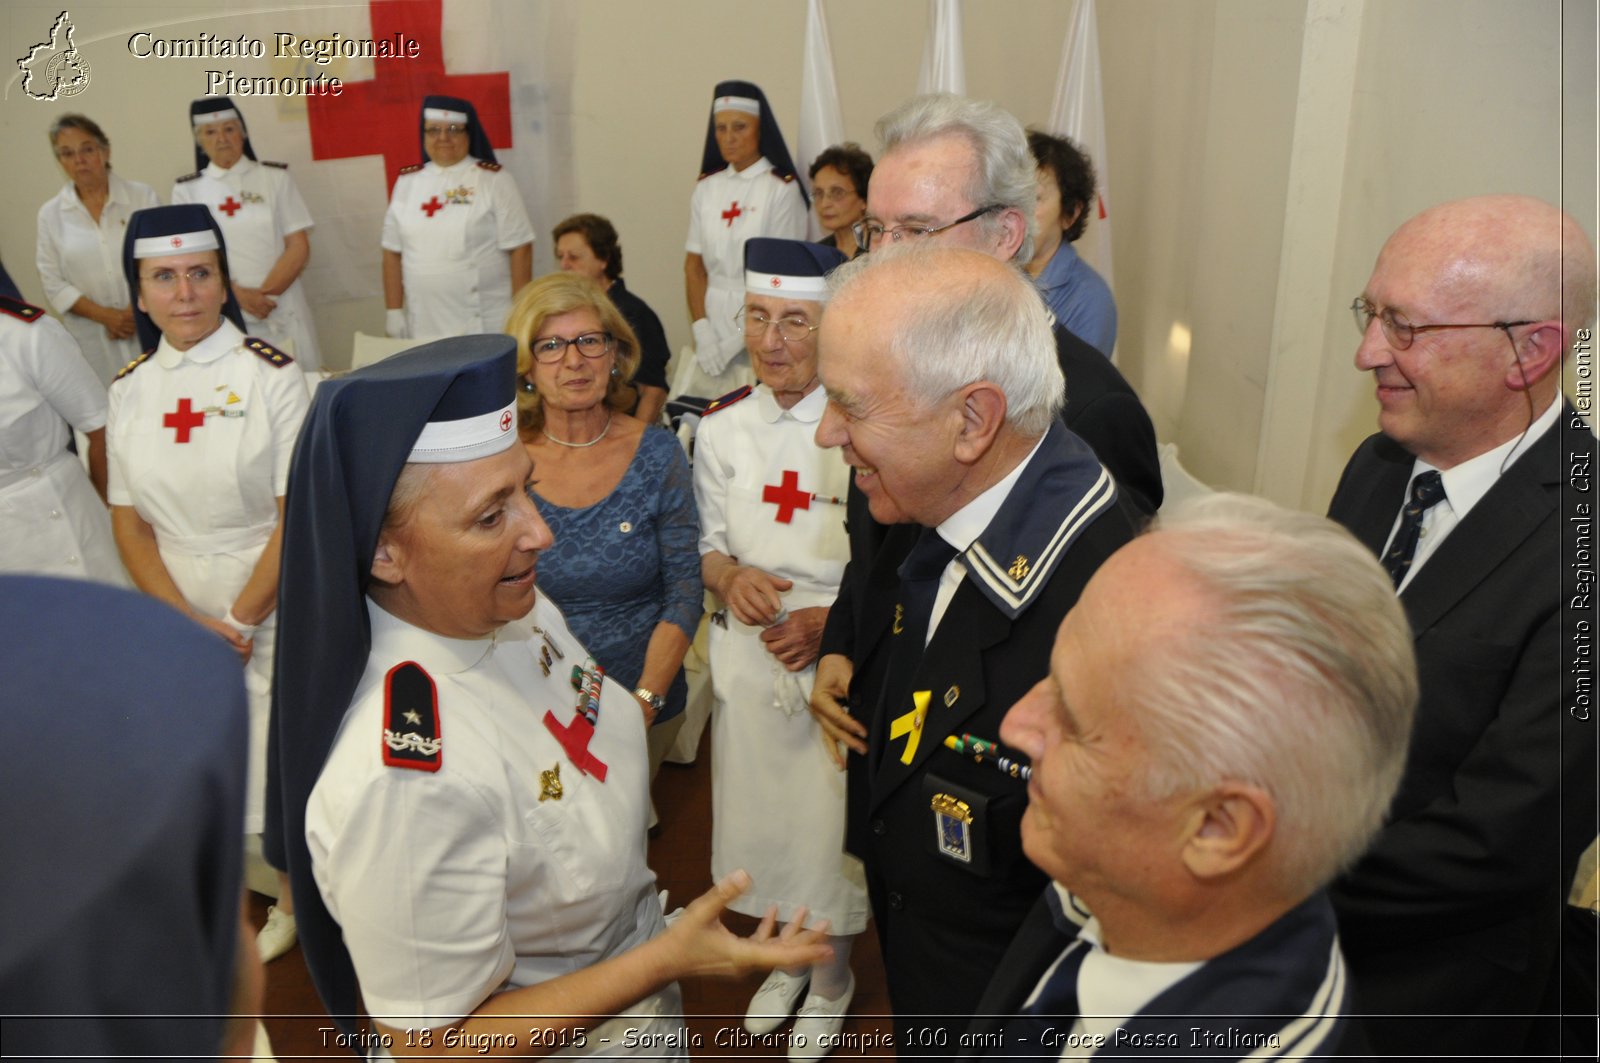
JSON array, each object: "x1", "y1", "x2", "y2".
[
  {"x1": 1134, "y1": 493, "x2": 1418, "y2": 896},
  {"x1": 828, "y1": 244, "x2": 1063, "y2": 437},
  {"x1": 875, "y1": 94, "x2": 1038, "y2": 264}
]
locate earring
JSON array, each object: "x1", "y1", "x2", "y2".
[
  {"x1": 610, "y1": 366, "x2": 620, "y2": 377},
  {"x1": 521, "y1": 378, "x2": 536, "y2": 393}
]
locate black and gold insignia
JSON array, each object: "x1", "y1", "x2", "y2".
[
  {"x1": 382, "y1": 661, "x2": 442, "y2": 772},
  {"x1": 245, "y1": 337, "x2": 294, "y2": 368}
]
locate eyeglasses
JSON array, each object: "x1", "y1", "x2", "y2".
[
  {"x1": 139, "y1": 265, "x2": 219, "y2": 291},
  {"x1": 54, "y1": 143, "x2": 104, "y2": 161},
  {"x1": 736, "y1": 307, "x2": 819, "y2": 343},
  {"x1": 423, "y1": 124, "x2": 468, "y2": 139},
  {"x1": 1351, "y1": 297, "x2": 1533, "y2": 351},
  {"x1": 853, "y1": 203, "x2": 1005, "y2": 251},
  {"x1": 813, "y1": 185, "x2": 860, "y2": 203},
  {"x1": 530, "y1": 331, "x2": 615, "y2": 363}
]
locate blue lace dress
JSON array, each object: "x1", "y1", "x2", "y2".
[{"x1": 531, "y1": 425, "x2": 702, "y2": 722}]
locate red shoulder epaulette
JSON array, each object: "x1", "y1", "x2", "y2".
[
  {"x1": 702, "y1": 385, "x2": 752, "y2": 417},
  {"x1": 175, "y1": 171, "x2": 202, "y2": 183},
  {"x1": 263, "y1": 160, "x2": 288, "y2": 169},
  {"x1": 0, "y1": 295, "x2": 45, "y2": 323},
  {"x1": 382, "y1": 661, "x2": 442, "y2": 772},
  {"x1": 244, "y1": 336, "x2": 294, "y2": 368},
  {"x1": 476, "y1": 159, "x2": 502, "y2": 172},
  {"x1": 115, "y1": 351, "x2": 154, "y2": 381},
  {"x1": 398, "y1": 163, "x2": 424, "y2": 176}
]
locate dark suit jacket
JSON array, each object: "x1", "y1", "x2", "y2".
[
  {"x1": 839, "y1": 425, "x2": 1137, "y2": 1041},
  {"x1": 964, "y1": 890, "x2": 1353, "y2": 1059},
  {"x1": 1326, "y1": 404, "x2": 1597, "y2": 1053}
]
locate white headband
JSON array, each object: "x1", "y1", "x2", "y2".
[
  {"x1": 423, "y1": 108, "x2": 469, "y2": 124},
  {"x1": 745, "y1": 269, "x2": 829, "y2": 298},
  {"x1": 192, "y1": 109, "x2": 239, "y2": 127},
  {"x1": 713, "y1": 95, "x2": 761, "y2": 117},
  {"x1": 407, "y1": 401, "x2": 518, "y2": 463},
  {"x1": 133, "y1": 230, "x2": 220, "y2": 258}
]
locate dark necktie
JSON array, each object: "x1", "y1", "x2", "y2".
[
  {"x1": 1381, "y1": 471, "x2": 1446, "y2": 587},
  {"x1": 879, "y1": 529, "x2": 958, "y2": 761},
  {"x1": 996, "y1": 939, "x2": 1090, "y2": 1055}
]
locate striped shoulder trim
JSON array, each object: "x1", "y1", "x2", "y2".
[
  {"x1": 115, "y1": 351, "x2": 154, "y2": 380},
  {"x1": 0, "y1": 295, "x2": 45, "y2": 323},
  {"x1": 476, "y1": 160, "x2": 502, "y2": 172},
  {"x1": 964, "y1": 466, "x2": 1116, "y2": 616},
  {"x1": 398, "y1": 163, "x2": 424, "y2": 175},
  {"x1": 263, "y1": 160, "x2": 288, "y2": 169},
  {"x1": 175, "y1": 170, "x2": 203, "y2": 183},
  {"x1": 702, "y1": 385, "x2": 752, "y2": 417},
  {"x1": 1244, "y1": 943, "x2": 1348, "y2": 1060}
]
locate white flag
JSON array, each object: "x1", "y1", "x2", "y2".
[
  {"x1": 797, "y1": 0, "x2": 846, "y2": 239},
  {"x1": 1047, "y1": 0, "x2": 1114, "y2": 291},
  {"x1": 917, "y1": 0, "x2": 966, "y2": 96}
]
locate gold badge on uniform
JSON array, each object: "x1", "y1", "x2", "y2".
[
  {"x1": 943, "y1": 686, "x2": 959, "y2": 708},
  {"x1": 1008, "y1": 555, "x2": 1030, "y2": 580},
  {"x1": 892, "y1": 603, "x2": 904, "y2": 635},
  {"x1": 931, "y1": 792, "x2": 974, "y2": 863},
  {"x1": 539, "y1": 762, "x2": 563, "y2": 802}
]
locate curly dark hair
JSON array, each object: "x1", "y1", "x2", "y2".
[
  {"x1": 808, "y1": 142, "x2": 874, "y2": 200},
  {"x1": 1027, "y1": 130, "x2": 1096, "y2": 244},
  {"x1": 551, "y1": 213, "x2": 623, "y2": 281}
]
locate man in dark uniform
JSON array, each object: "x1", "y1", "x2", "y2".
[
  {"x1": 812, "y1": 244, "x2": 1137, "y2": 1050},
  {"x1": 966, "y1": 494, "x2": 1417, "y2": 1059},
  {"x1": 1327, "y1": 195, "x2": 1597, "y2": 1057}
]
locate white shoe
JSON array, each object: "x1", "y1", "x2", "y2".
[
  {"x1": 788, "y1": 974, "x2": 854, "y2": 1062},
  {"x1": 745, "y1": 968, "x2": 811, "y2": 1035},
  {"x1": 257, "y1": 905, "x2": 297, "y2": 962}
]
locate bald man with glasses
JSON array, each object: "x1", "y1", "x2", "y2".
[{"x1": 1328, "y1": 194, "x2": 1597, "y2": 1057}]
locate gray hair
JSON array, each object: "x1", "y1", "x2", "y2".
[
  {"x1": 1134, "y1": 493, "x2": 1417, "y2": 896},
  {"x1": 875, "y1": 94, "x2": 1038, "y2": 264},
  {"x1": 827, "y1": 244, "x2": 1063, "y2": 436}
]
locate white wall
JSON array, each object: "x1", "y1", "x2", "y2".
[{"x1": 3, "y1": 0, "x2": 1593, "y2": 510}]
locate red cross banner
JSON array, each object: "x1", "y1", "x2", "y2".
[{"x1": 26, "y1": 1, "x2": 576, "y2": 312}]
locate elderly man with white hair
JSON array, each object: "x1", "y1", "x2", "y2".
[
  {"x1": 812, "y1": 244, "x2": 1138, "y2": 1049},
  {"x1": 963, "y1": 493, "x2": 1417, "y2": 1060}
]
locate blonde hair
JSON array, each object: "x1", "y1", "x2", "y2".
[{"x1": 504, "y1": 273, "x2": 640, "y2": 437}]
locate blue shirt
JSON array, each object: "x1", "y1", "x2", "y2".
[
  {"x1": 532, "y1": 425, "x2": 702, "y2": 721},
  {"x1": 1035, "y1": 241, "x2": 1117, "y2": 359}
]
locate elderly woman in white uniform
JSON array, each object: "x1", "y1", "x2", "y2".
[
  {"x1": 108, "y1": 204, "x2": 309, "y2": 961},
  {"x1": 171, "y1": 97, "x2": 323, "y2": 371},
  {"x1": 266, "y1": 335, "x2": 829, "y2": 1057},
  {"x1": 382, "y1": 95, "x2": 534, "y2": 341},
  {"x1": 694, "y1": 239, "x2": 866, "y2": 1058},
  {"x1": 0, "y1": 275, "x2": 123, "y2": 584},
  {"x1": 678, "y1": 81, "x2": 808, "y2": 400},
  {"x1": 35, "y1": 113, "x2": 160, "y2": 386}
]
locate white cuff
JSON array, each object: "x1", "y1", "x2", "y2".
[
  {"x1": 223, "y1": 609, "x2": 257, "y2": 640},
  {"x1": 386, "y1": 308, "x2": 409, "y2": 339}
]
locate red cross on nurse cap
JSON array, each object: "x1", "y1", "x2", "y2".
[
  {"x1": 399, "y1": 335, "x2": 521, "y2": 463},
  {"x1": 743, "y1": 238, "x2": 848, "y2": 299}
]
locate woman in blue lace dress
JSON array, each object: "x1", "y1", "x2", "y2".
[{"x1": 507, "y1": 273, "x2": 701, "y2": 774}]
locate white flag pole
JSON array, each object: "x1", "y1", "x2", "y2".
[
  {"x1": 1048, "y1": 0, "x2": 1114, "y2": 291},
  {"x1": 798, "y1": 0, "x2": 847, "y2": 239},
  {"x1": 917, "y1": 0, "x2": 967, "y2": 96}
]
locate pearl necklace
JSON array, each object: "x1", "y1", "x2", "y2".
[{"x1": 544, "y1": 412, "x2": 613, "y2": 449}]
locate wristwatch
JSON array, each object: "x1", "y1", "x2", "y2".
[{"x1": 633, "y1": 686, "x2": 666, "y2": 713}]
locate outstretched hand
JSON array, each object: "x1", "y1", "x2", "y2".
[{"x1": 663, "y1": 871, "x2": 833, "y2": 980}]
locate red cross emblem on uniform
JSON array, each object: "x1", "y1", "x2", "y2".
[
  {"x1": 421, "y1": 196, "x2": 445, "y2": 217},
  {"x1": 721, "y1": 201, "x2": 743, "y2": 227},
  {"x1": 769, "y1": 276, "x2": 781, "y2": 288},
  {"x1": 499, "y1": 411, "x2": 513, "y2": 432},
  {"x1": 170, "y1": 237, "x2": 183, "y2": 248},
  {"x1": 763, "y1": 470, "x2": 810, "y2": 523},
  {"x1": 218, "y1": 196, "x2": 243, "y2": 217},
  {"x1": 163, "y1": 398, "x2": 205, "y2": 443}
]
